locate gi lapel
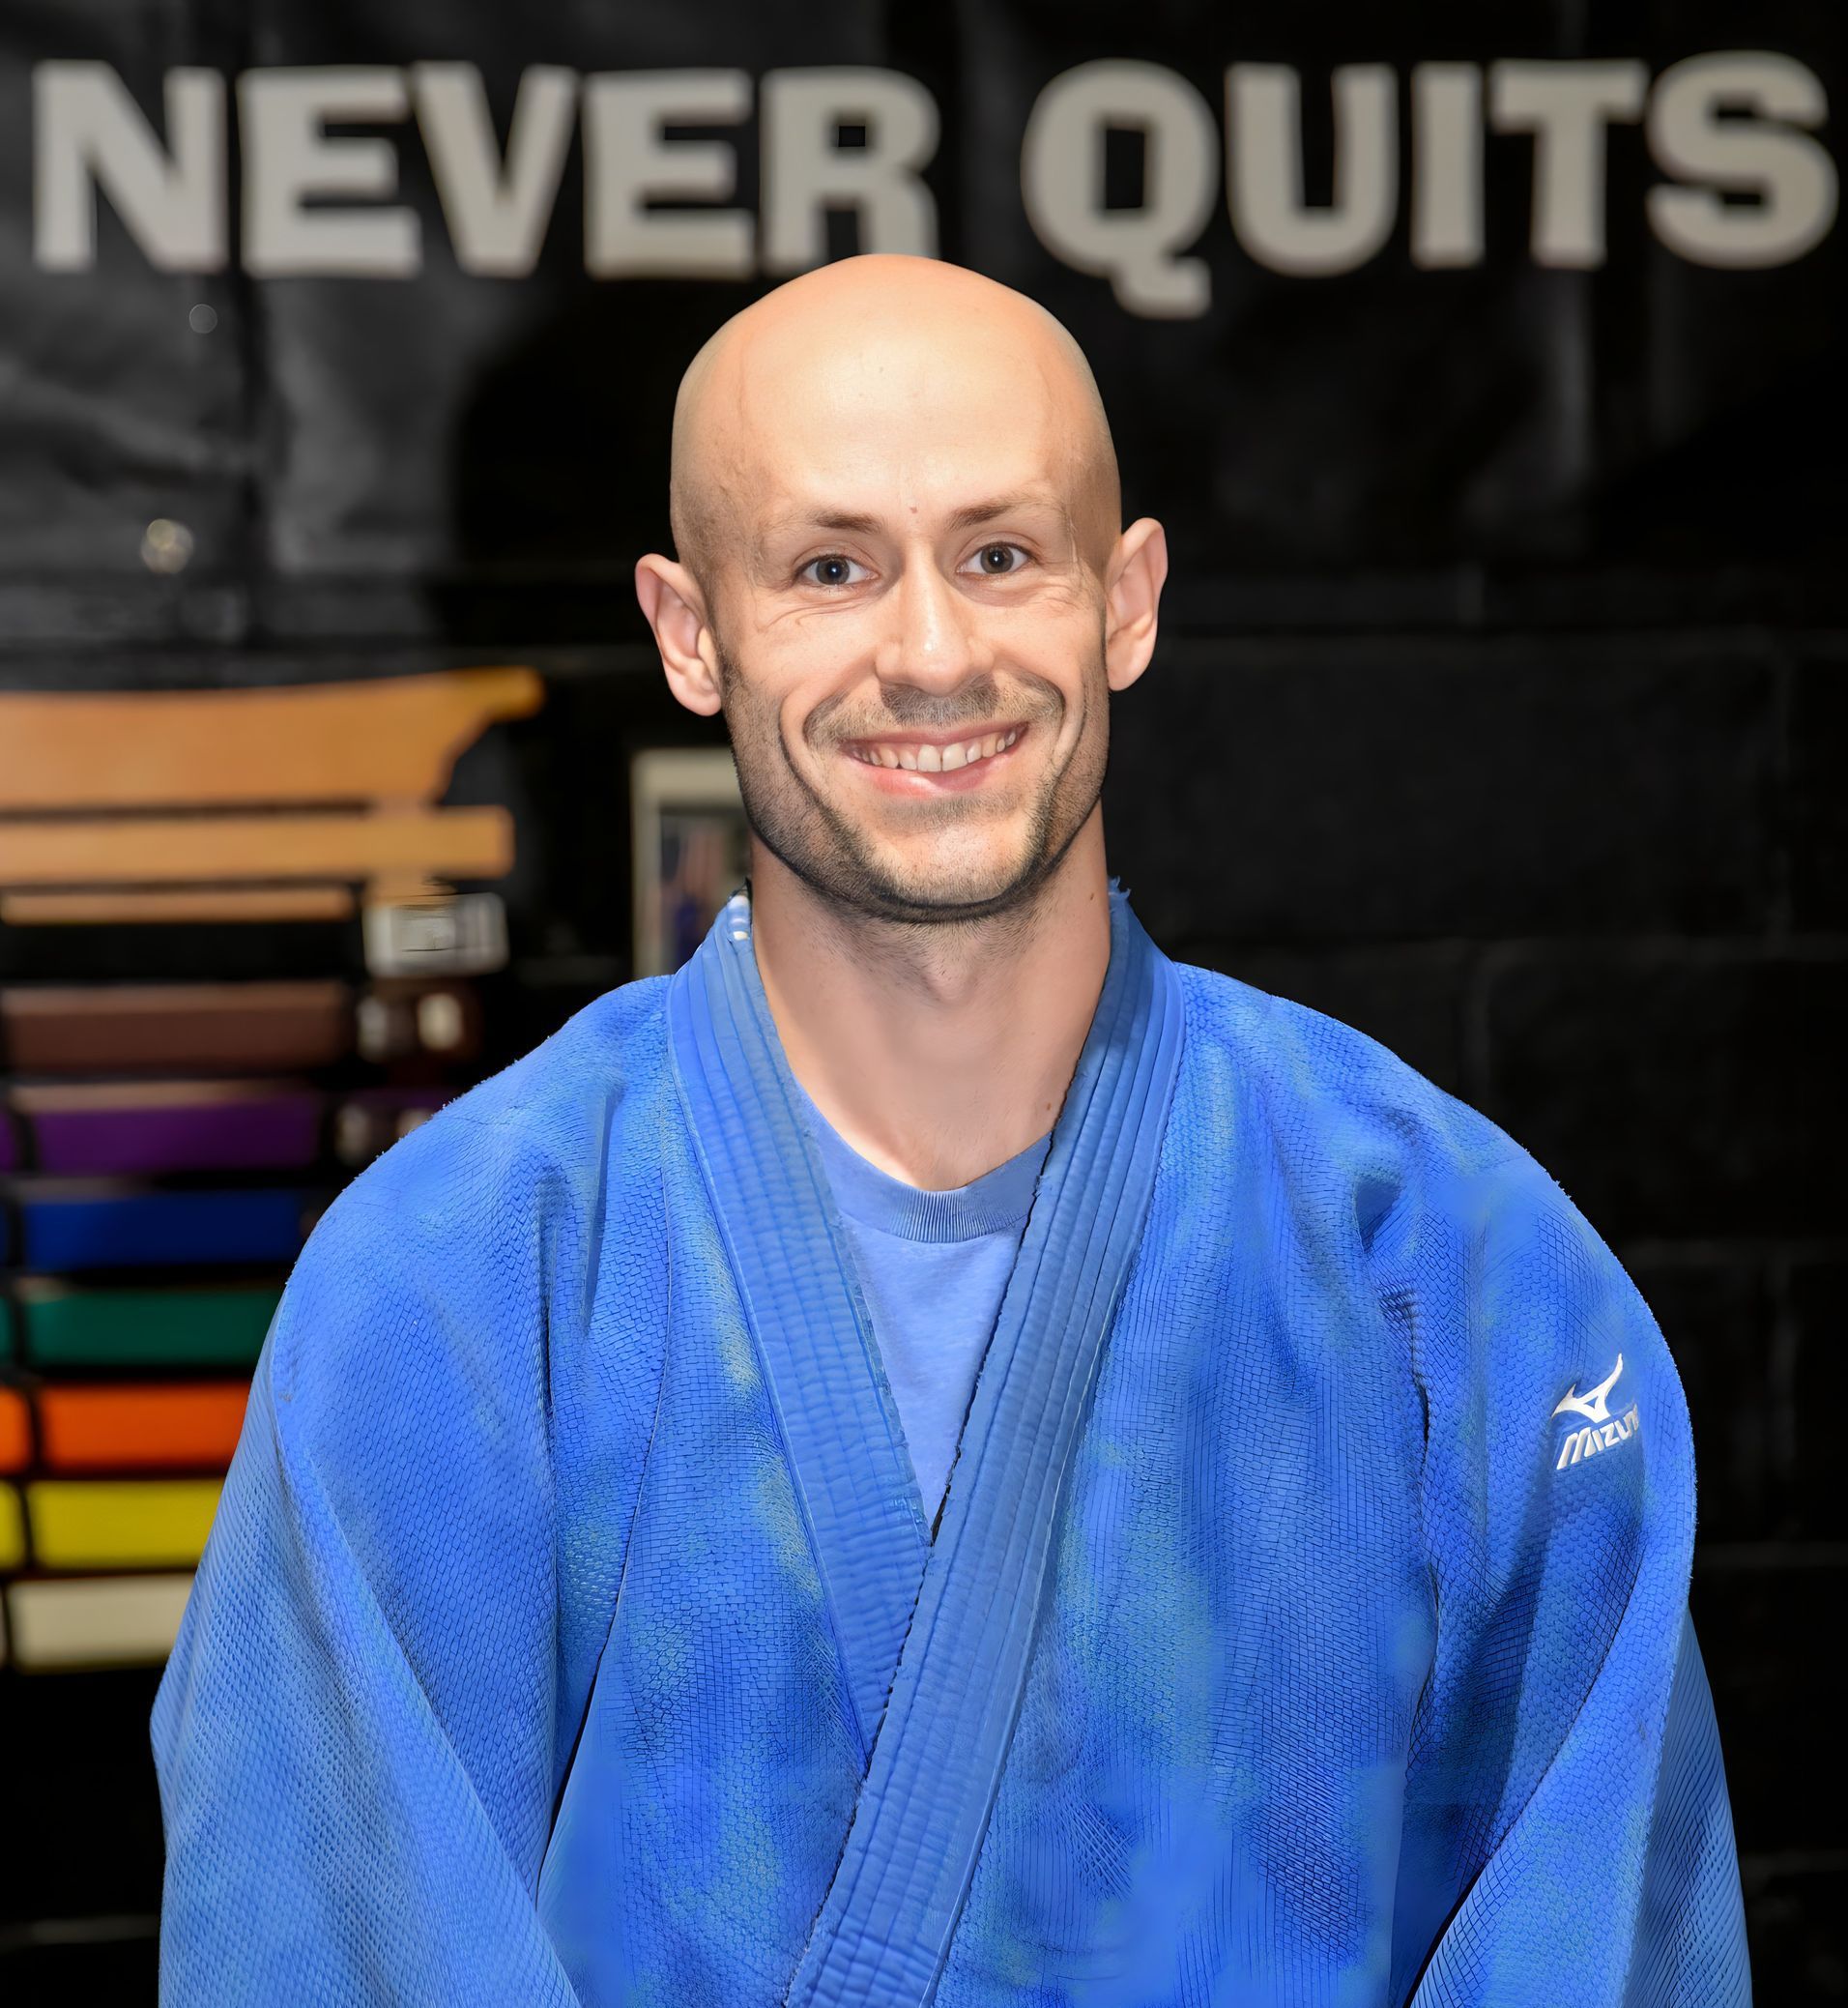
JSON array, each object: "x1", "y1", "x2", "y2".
[
  {"x1": 784, "y1": 884, "x2": 1186, "y2": 2008},
  {"x1": 668, "y1": 890, "x2": 932, "y2": 1759}
]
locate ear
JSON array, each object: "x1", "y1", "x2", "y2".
[
  {"x1": 636, "y1": 555, "x2": 724, "y2": 717},
  {"x1": 1102, "y1": 517, "x2": 1169, "y2": 694}
]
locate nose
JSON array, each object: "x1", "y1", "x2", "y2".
[{"x1": 873, "y1": 553, "x2": 994, "y2": 691}]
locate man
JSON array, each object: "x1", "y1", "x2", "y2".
[{"x1": 153, "y1": 256, "x2": 1749, "y2": 2005}]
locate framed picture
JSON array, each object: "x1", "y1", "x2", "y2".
[{"x1": 630, "y1": 746, "x2": 749, "y2": 976}]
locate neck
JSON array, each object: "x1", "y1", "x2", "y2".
[{"x1": 747, "y1": 812, "x2": 1113, "y2": 1190}]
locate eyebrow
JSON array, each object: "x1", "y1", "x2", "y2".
[
  {"x1": 944, "y1": 493, "x2": 1064, "y2": 533},
  {"x1": 758, "y1": 493, "x2": 1066, "y2": 546}
]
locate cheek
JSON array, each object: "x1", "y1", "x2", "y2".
[
  {"x1": 749, "y1": 605, "x2": 881, "y2": 684},
  {"x1": 747, "y1": 621, "x2": 881, "y2": 742},
  {"x1": 987, "y1": 579, "x2": 1106, "y2": 642},
  {"x1": 985, "y1": 603, "x2": 1106, "y2": 694}
]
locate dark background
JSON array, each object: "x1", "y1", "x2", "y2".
[{"x1": 1, "y1": 0, "x2": 1843, "y2": 1998}]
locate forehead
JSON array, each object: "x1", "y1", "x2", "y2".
[{"x1": 722, "y1": 319, "x2": 1082, "y2": 538}]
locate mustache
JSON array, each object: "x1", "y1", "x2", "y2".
[{"x1": 818, "y1": 685, "x2": 1057, "y2": 743}]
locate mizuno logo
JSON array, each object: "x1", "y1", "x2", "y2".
[
  {"x1": 1552, "y1": 1355, "x2": 1641, "y2": 1472},
  {"x1": 1552, "y1": 1354, "x2": 1624, "y2": 1425}
]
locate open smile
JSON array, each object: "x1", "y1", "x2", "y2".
[{"x1": 840, "y1": 725, "x2": 1026, "y2": 792}]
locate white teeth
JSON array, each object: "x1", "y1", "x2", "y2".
[{"x1": 855, "y1": 728, "x2": 1022, "y2": 771}]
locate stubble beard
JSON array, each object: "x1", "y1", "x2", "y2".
[{"x1": 712, "y1": 637, "x2": 1109, "y2": 928}]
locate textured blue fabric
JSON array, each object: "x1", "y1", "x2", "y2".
[
  {"x1": 792, "y1": 1073, "x2": 1051, "y2": 1523},
  {"x1": 778, "y1": 883, "x2": 1185, "y2": 2006},
  {"x1": 151, "y1": 884, "x2": 1749, "y2": 2007}
]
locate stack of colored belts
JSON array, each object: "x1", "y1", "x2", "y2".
[
  {"x1": 0, "y1": 987, "x2": 477, "y2": 1671},
  {"x1": 0, "y1": 668, "x2": 542, "y2": 1677}
]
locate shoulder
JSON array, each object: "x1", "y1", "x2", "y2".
[
  {"x1": 1170, "y1": 960, "x2": 1677, "y2": 1408},
  {"x1": 1172, "y1": 959, "x2": 1522, "y2": 1221},
  {"x1": 328, "y1": 974, "x2": 670, "y2": 1230},
  {"x1": 268, "y1": 975, "x2": 673, "y2": 1389}
]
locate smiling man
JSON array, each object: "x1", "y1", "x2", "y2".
[{"x1": 154, "y1": 257, "x2": 1748, "y2": 2006}]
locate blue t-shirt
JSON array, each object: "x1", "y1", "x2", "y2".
[{"x1": 793, "y1": 1081, "x2": 1053, "y2": 1525}]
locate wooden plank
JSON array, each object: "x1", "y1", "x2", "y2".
[
  {"x1": 0, "y1": 667, "x2": 542, "y2": 811},
  {"x1": 1, "y1": 887, "x2": 355, "y2": 925},
  {"x1": 3, "y1": 978, "x2": 346, "y2": 1026},
  {"x1": 13, "y1": 1079, "x2": 307, "y2": 1113},
  {"x1": 7, "y1": 1574, "x2": 194, "y2": 1671},
  {"x1": 0, "y1": 805, "x2": 513, "y2": 888},
  {"x1": 27, "y1": 1478, "x2": 222, "y2": 1568}
]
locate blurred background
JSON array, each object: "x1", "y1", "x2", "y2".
[{"x1": 0, "y1": 2, "x2": 1842, "y2": 2000}]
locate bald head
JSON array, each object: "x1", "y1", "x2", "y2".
[
  {"x1": 635, "y1": 254, "x2": 1169, "y2": 934},
  {"x1": 667, "y1": 256, "x2": 1121, "y2": 603}
]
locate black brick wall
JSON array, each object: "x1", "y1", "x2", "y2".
[{"x1": 1106, "y1": 623, "x2": 1845, "y2": 2002}]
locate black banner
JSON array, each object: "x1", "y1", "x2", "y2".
[{"x1": 1, "y1": 0, "x2": 1842, "y2": 644}]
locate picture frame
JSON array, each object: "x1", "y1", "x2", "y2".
[{"x1": 630, "y1": 745, "x2": 749, "y2": 977}]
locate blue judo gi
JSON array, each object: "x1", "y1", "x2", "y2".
[{"x1": 152, "y1": 883, "x2": 1750, "y2": 2005}]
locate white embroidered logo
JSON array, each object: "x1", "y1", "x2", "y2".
[
  {"x1": 1552, "y1": 1355, "x2": 1640, "y2": 1471},
  {"x1": 1552, "y1": 1353, "x2": 1625, "y2": 1426}
]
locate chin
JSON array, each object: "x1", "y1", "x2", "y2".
[{"x1": 862, "y1": 851, "x2": 1048, "y2": 918}]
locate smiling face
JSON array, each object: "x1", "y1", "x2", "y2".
[{"x1": 642, "y1": 257, "x2": 1164, "y2": 926}]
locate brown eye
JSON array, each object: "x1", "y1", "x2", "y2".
[{"x1": 976, "y1": 543, "x2": 1024, "y2": 575}]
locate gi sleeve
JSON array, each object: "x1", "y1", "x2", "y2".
[
  {"x1": 1378, "y1": 1146, "x2": 1751, "y2": 2008},
  {"x1": 150, "y1": 1122, "x2": 584, "y2": 2006}
]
